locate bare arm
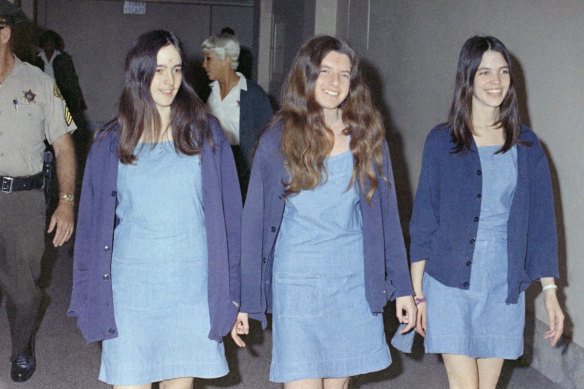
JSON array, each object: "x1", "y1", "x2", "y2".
[
  {"x1": 411, "y1": 260, "x2": 427, "y2": 337},
  {"x1": 540, "y1": 277, "x2": 564, "y2": 346},
  {"x1": 48, "y1": 132, "x2": 76, "y2": 247}
]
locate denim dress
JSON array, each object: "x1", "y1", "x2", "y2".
[
  {"x1": 270, "y1": 150, "x2": 391, "y2": 382},
  {"x1": 99, "y1": 142, "x2": 228, "y2": 385},
  {"x1": 423, "y1": 145, "x2": 525, "y2": 358}
]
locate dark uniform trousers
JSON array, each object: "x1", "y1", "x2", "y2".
[{"x1": 0, "y1": 189, "x2": 46, "y2": 360}]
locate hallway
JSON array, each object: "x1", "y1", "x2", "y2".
[{"x1": 0, "y1": 241, "x2": 563, "y2": 389}]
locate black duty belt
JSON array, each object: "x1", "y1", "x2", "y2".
[{"x1": 1, "y1": 172, "x2": 44, "y2": 193}]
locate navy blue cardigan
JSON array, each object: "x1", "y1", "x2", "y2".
[
  {"x1": 409, "y1": 124, "x2": 559, "y2": 304},
  {"x1": 68, "y1": 116, "x2": 242, "y2": 343},
  {"x1": 237, "y1": 79, "x2": 273, "y2": 166},
  {"x1": 240, "y1": 123, "x2": 414, "y2": 326}
]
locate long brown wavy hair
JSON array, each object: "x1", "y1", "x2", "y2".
[
  {"x1": 278, "y1": 35, "x2": 386, "y2": 203},
  {"x1": 447, "y1": 35, "x2": 522, "y2": 154},
  {"x1": 116, "y1": 30, "x2": 211, "y2": 164}
]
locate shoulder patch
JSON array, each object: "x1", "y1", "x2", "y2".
[
  {"x1": 53, "y1": 83, "x2": 64, "y2": 100},
  {"x1": 64, "y1": 106, "x2": 73, "y2": 126}
]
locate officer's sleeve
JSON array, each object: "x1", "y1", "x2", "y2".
[{"x1": 43, "y1": 77, "x2": 76, "y2": 145}]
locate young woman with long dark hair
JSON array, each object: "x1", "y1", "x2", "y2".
[
  {"x1": 68, "y1": 30, "x2": 242, "y2": 389},
  {"x1": 235, "y1": 35, "x2": 416, "y2": 389},
  {"x1": 409, "y1": 35, "x2": 564, "y2": 389}
]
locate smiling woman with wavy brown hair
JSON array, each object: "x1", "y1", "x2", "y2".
[
  {"x1": 237, "y1": 35, "x2": 415, "y2": 389},
  {"x1": 278, "y1": 35, "x2": 386, "y2": 203}
]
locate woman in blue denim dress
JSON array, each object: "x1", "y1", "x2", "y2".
[
  {"x1": 235, "y1": 36, "x2": 416, "y2": 389},
  {"x1": 409, "y1": 36, "x2": 565, "y2": 389},
  {"x1": 73, "y1": 30, "x2": 242, "y2": 389}
]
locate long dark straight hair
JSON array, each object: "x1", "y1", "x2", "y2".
[
  {"x1": 277, "y1": 35, "x2": 387, "y2": 203},
  {"x1": 447, "y1": 35, "x2": 521, "y2": 154},
  {"x1": 116, "y1": 30, "x2": 211, "y2": 164}
]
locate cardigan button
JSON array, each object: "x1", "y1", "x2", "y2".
[
  {"x1": 104, "y1": 245, "x2": 111, "y2": 252},
  {"x1": 108, "y1": 328, "x2": 116, "y2": 334},
  {"x1": 469, "y1": 238, "x2": 475, "y2": 244},
  {"x1": 463, "y1": 282, "x2": 469, "y2": 288},
  {"x1": 270, "y1": 226, "x2": 276, "y2": 232},
  {"x1": 278, "y1": 193, "x2": 284, "y2": 199},
  {"x1": 103, "y1": 273, "x2": 110, "y2": 280},
  {"x1": 473, "y1": 216, "x2": 479, "y2": 222},
  {"x1": 476, "y1": 193, "x2": 482, "y2": 199},
  {"x1": 111, "y1": 191, "x2": 117, "y2": 197},
  {"x1": 466, "y1": 261, "x2": 472, "y2": 266},
  {"x1": 477, "y1": 170, "x2": 482, "y2": 176},
  {"x1": 262, "y1": 257, "x2": 267, "y2": 263}
]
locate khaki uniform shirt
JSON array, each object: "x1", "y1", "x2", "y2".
[{"x1": 0, "y1": 56, "x2": 76, "y2": 177}]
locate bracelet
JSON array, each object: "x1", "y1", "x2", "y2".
[
  {"x1": 542, "y1": 284, "x2": 557, "y2": 292},
  {"x1": 415, "y1": 297, "x2": 427, "y2": 305}
]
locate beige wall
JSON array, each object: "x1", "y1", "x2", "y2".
[
  {"x1": 34, "y1": 0, "x2": 254, "y2": 124},
  {"x1": 341, "y1": 0, "x2": 583, "y2": 348}
]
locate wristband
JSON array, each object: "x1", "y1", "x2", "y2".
[
  {"x1": 415, "y1": 297, "x2": 427, "y2": 305},
  {"x1": 542, "y1": 284, "x2": 557, "y2": 292}
]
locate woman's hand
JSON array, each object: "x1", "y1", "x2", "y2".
[
  {"x1": 415, "y1": 297, "x2": 427, "y2": 337},
  {"x1": 410, "y1": 260, "x2": 427, "y2": 337},
  {"x1": 395, "y1": 295, "x2": 416, "y2": 333},
  {"x1": 543, "y1": 288, "x2": 564, "y2": 346},
  {"x1": 230, "y1": 312, "x2": 249, "y2": 347}
]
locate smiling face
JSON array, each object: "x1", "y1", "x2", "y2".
[
  {"x1": 314, "y1": 50, "x2": 351, "y2": 116},
  {"x1": 472, "y1": 50, "x2": 510, "y2": 114},
  {"x1": 150, "y1": 44, "x2": 182, "y2": 115}
]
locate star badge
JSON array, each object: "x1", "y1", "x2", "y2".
[{"x1": 22, "y1": 90, "x2": 37, "y2": 104}]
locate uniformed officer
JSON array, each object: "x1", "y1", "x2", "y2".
[{"x1": 0, "y1": 1, "x2": 77, "y2": 382}]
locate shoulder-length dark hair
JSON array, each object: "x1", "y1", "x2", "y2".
[
  {"x1": 277, "y1": 35, "x2": 386, "y2": 203},
  {"x1": 447, "y1": 35, "x2": 521, "y2": 154},
  {"x1": 38, "y1": 30, "x2": 64, "y2": 51},
  {"x1": 116, "y1": 30, "x2": 210, "y2": 164}
]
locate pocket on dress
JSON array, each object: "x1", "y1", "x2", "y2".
[
  {"x1": 485, "y1": 244, "x2": 508, "y2": 297},
  {"x1": 112, "y1": 262, "x2": 152, "y2": 311},
  {"x1": 274, "y1": 272, "x2": 322, "y2": 319},
  {"x1": 177, "y1": 258, "x2": 207, "y2": 308}
]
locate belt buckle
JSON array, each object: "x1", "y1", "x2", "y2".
[{"x1": 1, "y1": 176, "x2": 14, "y2": 193}]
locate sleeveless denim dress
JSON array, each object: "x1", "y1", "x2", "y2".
[
  {"x1": 423, "y1": 145, "x2": 525, "y2": 358},
  {"x1": 99, "y1": 142, "x2": 228, "y2": 385},
  {"x1": 270, "y1": 150, "x2": 391, "y2": 382}
]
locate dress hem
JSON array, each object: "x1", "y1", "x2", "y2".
[
  {"x1": 425, "y1": 336, "x2": 524, "y2": 360},
  {"x1": 269, "y1": 346, "x2": 391, "y2": 383},
  {"x1": 99, "y1": 365, "x2": 229, "y2": 386}
]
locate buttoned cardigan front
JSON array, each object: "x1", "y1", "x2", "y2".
[
  {"x1": 68, "y1": 117, "x2": 242, "y2": 343},
  {"x1": 409, "y1": 124, "x2": 559, "y2": 304},
  {"x1": 240, "y1": 123, "x2": 414, "y2": 326}
]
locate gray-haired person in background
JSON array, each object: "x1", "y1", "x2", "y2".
[{"x1": 202, "y1": 33, "x2": 272, "y2": 200}]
